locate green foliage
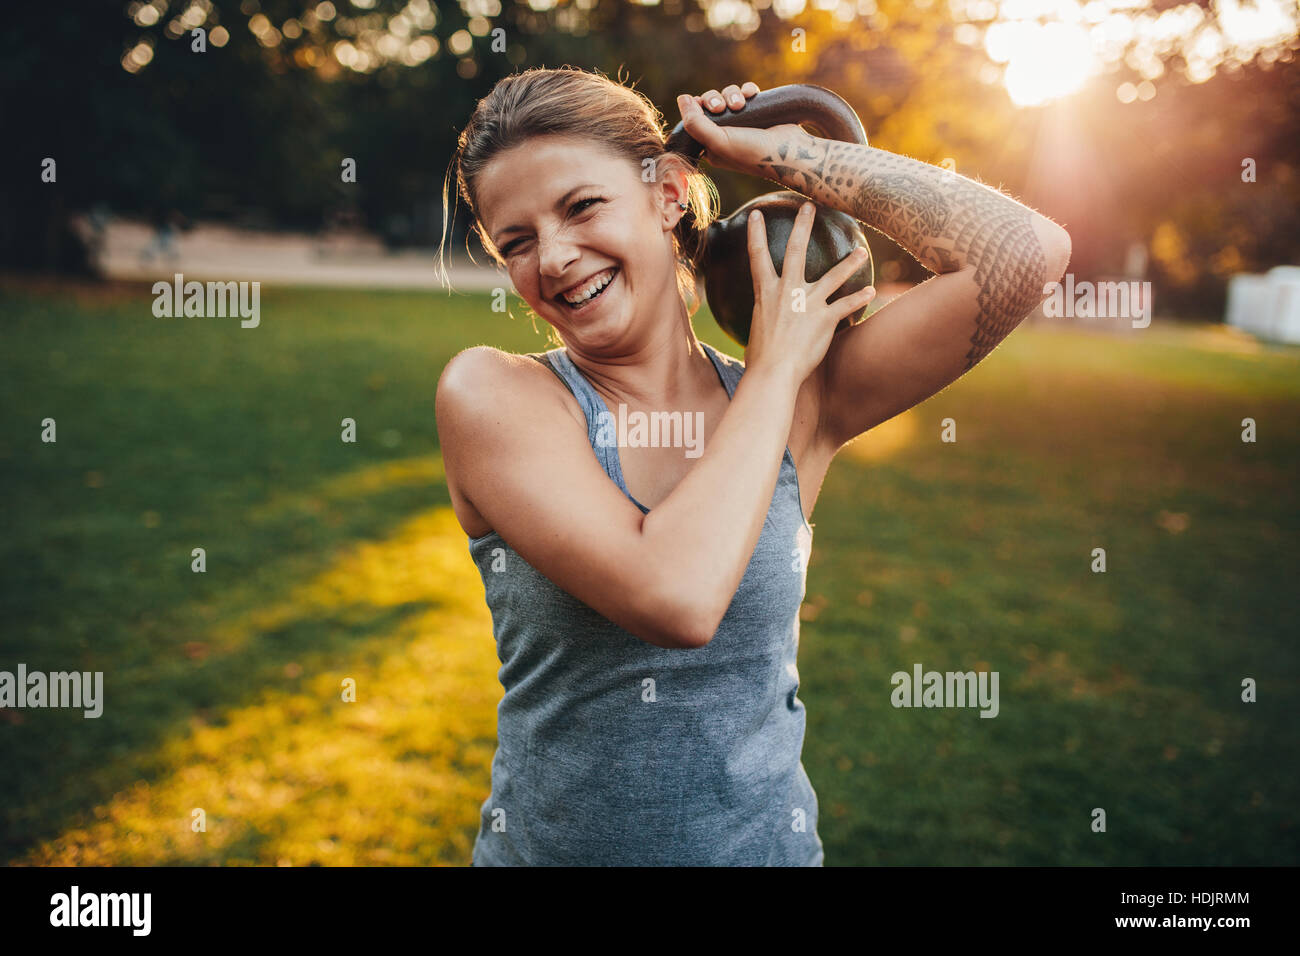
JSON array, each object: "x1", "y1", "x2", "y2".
[{"x1": 5, "y1": 0, "x2": 1297, "y2": 306}]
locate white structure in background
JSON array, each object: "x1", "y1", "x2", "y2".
[
  {"x1": 1226, "y1": 266, "x2": 1300, "y2": 344},
  {"x1": 71, "y1": 214, "x2": 504, "y2": 291}
]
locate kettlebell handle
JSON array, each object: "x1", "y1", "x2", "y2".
[
  {"x1": 665, "y1": 84, "x2": 868, "y2": 160},
  {"x1": 661, "y1": 84, "x2": 876, "y2": 347}
]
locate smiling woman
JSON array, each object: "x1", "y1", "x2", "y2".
[
  {"x1": 433, "y1": 64, "x2": 1067, "y2": 867},
  {"x1": 440, "y1": 71, "x2": 720, "y2": 344},
  {"x1": 435, "y1": 66, "x2": 832, "y2": 866},
  {"x1": 471, "y1": 137, "x2": 690, "y2": 353}
]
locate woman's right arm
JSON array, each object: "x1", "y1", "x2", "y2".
[
  {"x1": 435, "y1": 206, "x2": 875, "y2": 650},
  {"x1": 437, "y1": 346, "x2": 797, "y2": 650}
]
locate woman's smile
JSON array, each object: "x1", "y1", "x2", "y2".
[{"x1": 555, "y1": 265, "x2": 621, "y2": 314}]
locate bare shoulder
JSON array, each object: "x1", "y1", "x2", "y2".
[
  {"x1": 435, "y1": 346, "x2": 581, "y2": 535},
  {"x1": 437, "y1": 345, "x2": 581, "y2": 432},
  {"x1": 439, "y1": 345, "x2": 544, "y2": 408}
]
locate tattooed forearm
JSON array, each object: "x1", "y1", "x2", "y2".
[{"x1": 756, "y1": 131, "x2": 1061, "y2": 369}]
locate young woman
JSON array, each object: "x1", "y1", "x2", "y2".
[{"x1": 436, "y1": 67, "x2": 1071, "y2": 866}]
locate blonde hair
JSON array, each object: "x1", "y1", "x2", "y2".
[{"x1": 438, "y1": 65, "x2": 719, "y2": 316}]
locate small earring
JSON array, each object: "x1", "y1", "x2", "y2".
[{"x1": 677, "y1": 200, "x2": 689, "y2": 211}]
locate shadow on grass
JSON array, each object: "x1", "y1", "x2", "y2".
[{"x1": 5, "y1": 489, "x2": 502, "y2": 865}]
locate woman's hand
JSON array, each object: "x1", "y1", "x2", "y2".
[
  {"x1": 744, "y1": 202, "x2": 877, "y2": 386},
  {"x1": 676, "y1": 82, "x2": 791, "y2": 178}
]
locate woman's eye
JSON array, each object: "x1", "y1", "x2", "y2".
[{"x1": 502, "y1": 199, "x2": 603, "y2": 257}]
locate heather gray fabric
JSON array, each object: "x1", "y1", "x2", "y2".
[{"x1": 467, "y1": 341, "x2": 823, "y2": 866}]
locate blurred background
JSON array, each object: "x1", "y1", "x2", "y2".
[{"x1": 1, "y1": 0, "x2": 1297, "y2": 866}]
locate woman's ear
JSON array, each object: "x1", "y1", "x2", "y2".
[{"x1": 654, "y1": 155, "x2": 692, "y2": 227}]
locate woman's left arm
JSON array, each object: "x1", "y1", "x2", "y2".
[{"x1": 753, "y1": 127, "x2": 1073, "y2": 450}]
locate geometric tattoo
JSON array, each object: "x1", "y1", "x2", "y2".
[{"x1": 755, "y1": 134, "x2": 1050, "y2": 370}]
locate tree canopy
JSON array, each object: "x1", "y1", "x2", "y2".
[{"x1": 3, "y1": 0, "x2": 1296, "y2": 316}]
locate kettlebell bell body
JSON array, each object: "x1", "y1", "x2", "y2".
[
  {"x1": 703, "y1": 193, "x2": 874, "y2": 347},
  {"x1": 666, "y1": 84, "x2": 875, "y2": 347}
]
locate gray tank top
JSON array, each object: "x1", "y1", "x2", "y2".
[{"x1": 467, "y1": 341, "x2": 823, "y2": 866}]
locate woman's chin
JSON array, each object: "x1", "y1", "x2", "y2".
[
  {"x1": 552, "y1": 296, "x2": 634, "y2": 346},
  {"x1": 566, "y1": 316, "x2": 635, "y2": 353}
]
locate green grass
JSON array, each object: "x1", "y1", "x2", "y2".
[{"x1": 1, "y1": 277, "x2": 1296, "y2": 865}]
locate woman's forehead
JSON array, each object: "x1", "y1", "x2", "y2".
[{"x1": 479, "y1": 137, "x2": 634, "y2": 220}]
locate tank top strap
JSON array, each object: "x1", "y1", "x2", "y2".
[
  {"x1": 699, "y1": 340, "x2": 743, "y2": 398},
  {"x1": 532, "y1": 348, "x2": 632, "y2": 505},
  {"x1": 531, "y1": 343, "x2": 739, "y2": 514}
]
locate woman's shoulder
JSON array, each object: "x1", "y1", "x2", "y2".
[
  {"x1": 439, "y1": 345, "x2": 556, "y2": 403},
  {"x1": 435, "y1": 345, "x2": 578, "y2": 438},
  {"x1": 436, "y1": 346, "x2": 585, "y2": 539},
  {"x1": 439, "y1": 343, "x2": 549, "y2": 379}
]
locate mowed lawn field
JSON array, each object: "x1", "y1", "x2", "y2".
[{"x1": 1, "y1": 277, "x2": 1296, "y2": 866}]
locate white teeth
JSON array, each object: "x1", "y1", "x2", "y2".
[{"x1": 562, "y1": 268, "x2": 616, "y2": 306}]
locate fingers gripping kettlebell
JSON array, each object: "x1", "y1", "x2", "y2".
[{"x1": 665, "y1": 85, "x2": 875, "y2": 347}]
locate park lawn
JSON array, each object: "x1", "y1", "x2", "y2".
[{"x1": 0, "y1": 278, "x2": 1296, "y2": 865}]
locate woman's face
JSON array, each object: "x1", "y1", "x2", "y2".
[{"x1": 475, "y1": 134, "x2": 685, "y2": 354}]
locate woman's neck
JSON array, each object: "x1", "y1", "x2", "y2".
[{"x1": 563, "y1": 305, "x2": 720, "y2": 410}]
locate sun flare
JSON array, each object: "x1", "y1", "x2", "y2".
[{"x1": 987, "y1": 19, "x2": 1098, "y2": 107}]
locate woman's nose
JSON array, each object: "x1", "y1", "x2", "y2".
[{"x1": 536, "y1": 226, "x2": 579, "y2": 277}]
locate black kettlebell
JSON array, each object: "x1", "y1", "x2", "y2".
[{"x1": 666, "y1": 84, "x2": 875, "y2": 348}]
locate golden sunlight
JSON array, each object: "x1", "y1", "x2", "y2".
[
  {"x1": 842, "y1": 408, "x2": 920, "y2": 463},
  {"x1": 972, "y1": 0, "x2": 1300, "y2": 106},
  {"x1": 22, "y1": 499, "x2": 502, "y2": 866},
  {"x1": 989, "y1": 19, "x2": 1098, "y2": 107}
]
